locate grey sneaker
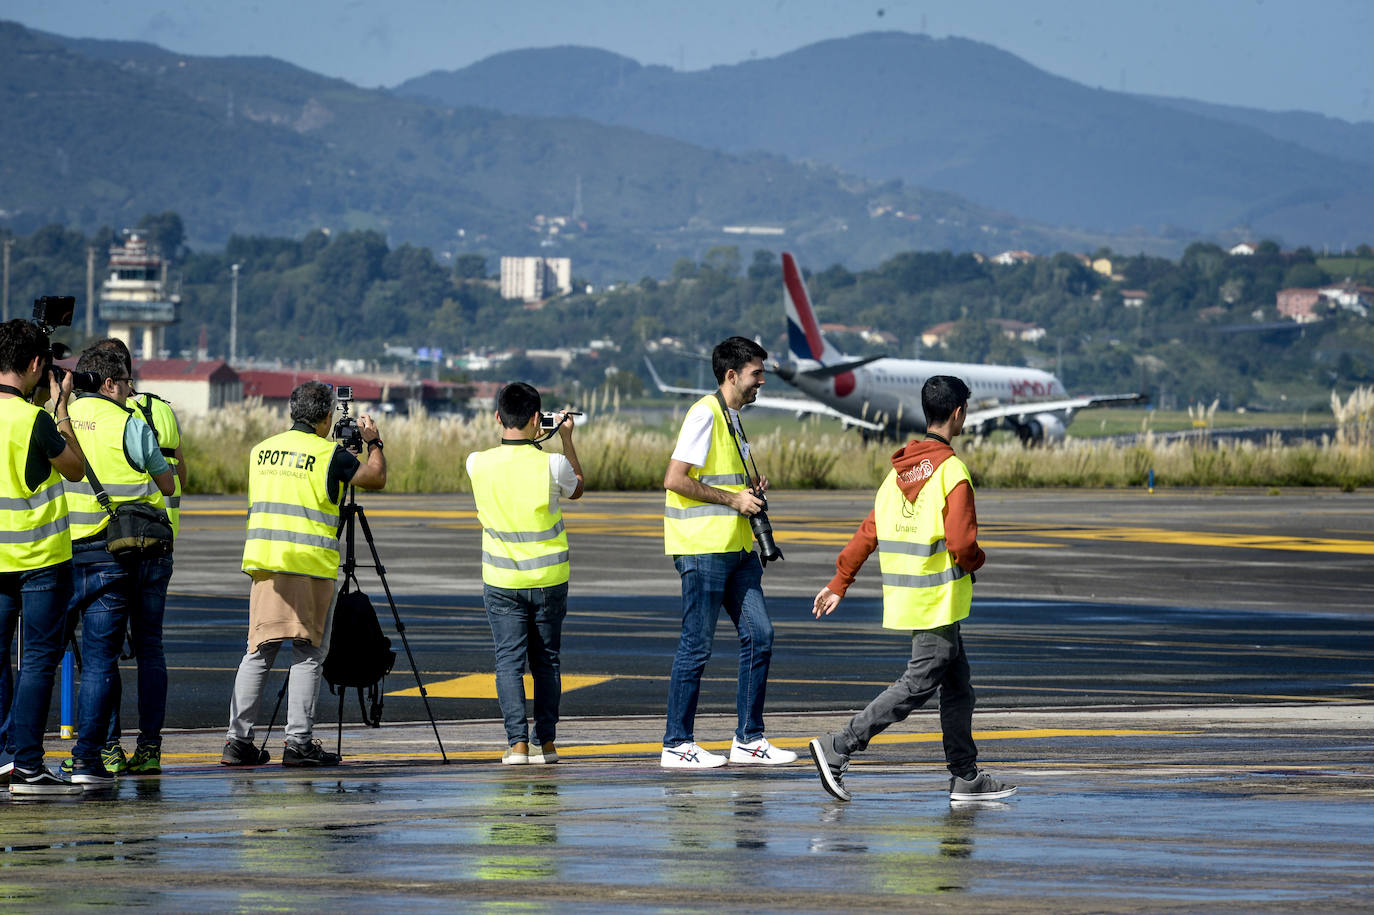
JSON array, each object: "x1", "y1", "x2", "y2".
[
  {"x1": 282, "y1": 739, "x2": 341, "y2": 767},
  {"x1": 808, "y1": 736, "x2": 851, "y2": 802},
  {"x1": 949, "y1": 769, "x2": 1017, "y2": 801}
]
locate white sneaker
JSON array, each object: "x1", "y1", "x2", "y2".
[
  {"x1": 660, "y1": 742, "x2": 727, "y2": 769},
  {"x1": 729, "y1": 736, "x2": 798, "y2": 765}
]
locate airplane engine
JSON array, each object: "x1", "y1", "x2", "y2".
[{"x1": 1017, "y1": 413, "x2": 1066, "y2": 445}]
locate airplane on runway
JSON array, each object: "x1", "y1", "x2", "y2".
[{"x1": 646, "y1": 253, "x2": 1144, "y2": 443}]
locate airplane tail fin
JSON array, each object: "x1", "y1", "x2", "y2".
[{"x1": 782, "y1": 252, "x2": 844, "y2": 366}]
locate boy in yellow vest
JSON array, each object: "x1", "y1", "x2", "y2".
[
  {"x1": 808, "y1": 375, "x2": 1016, "y2": 802},
  {"x1": 466, "y1": 382, "x2": 583, "y2": 764}
]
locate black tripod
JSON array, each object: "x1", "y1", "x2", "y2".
[{"x1": 262, "y1": 485, "x2": 449, "y2": 763}]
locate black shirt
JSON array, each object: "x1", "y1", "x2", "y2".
[
  {"x1": 26, "y1": 411, "x2": 68, "y2": 492},
  {"x1": 290, "y1": 421, "x2": 360, "y2": 504}
]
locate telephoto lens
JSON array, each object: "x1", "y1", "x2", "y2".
[{"x1": 749, "y1": 495, "x2": 783, "y2": 563}]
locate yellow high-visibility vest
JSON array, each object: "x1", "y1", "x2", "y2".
[
  {"x1": 64, "y1": 394, "x2": 167, "y2": 541},
  {"x1": 468, "y1": 444, "x2": 570, "y2": 588},
  {"x1": 0, "y1": 398, "x2": 71, "y2": 572},
  {"x1": 664, "y1": 395, "x2": 753, "y2": 555},
  {"x1": 241, "y1": 430, "x2": 341, "y2": 580},
  {"x1": 131, "y1": 393, "x2": 182, "y2": 538},
  {"x1": 874, "y1": 456, "x2": 974, "y2": 630}
]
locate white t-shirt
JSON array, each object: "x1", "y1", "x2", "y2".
[
  {"x1": 671, "y1": 401, "x2": 750, "y2": 468},
  {"x1": 466, "y1": 446, "x2": 579, "y2": 513}
]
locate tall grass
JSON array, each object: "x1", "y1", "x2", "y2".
[{"x1": 181, "y1": 395, "x2": 1374, "y2": 495}]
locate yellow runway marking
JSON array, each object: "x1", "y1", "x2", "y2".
[{"x1": 389, "y1": 673, "x2": 613, "y2": 699}]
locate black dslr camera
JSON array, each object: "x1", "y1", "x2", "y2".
[
  {"x1": 32, "y1": 296, "x2": 102, "y2": 394},
  {"x1": 749, "y1": 492, "x2": 783, "y2": 564},
  {"x1": 333, "y1": 384, "x2": 363, "y2": 452}
]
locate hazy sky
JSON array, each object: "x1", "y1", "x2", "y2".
[{"x1": 7, "y1": 0, "x2": 1373, "y2": 123}]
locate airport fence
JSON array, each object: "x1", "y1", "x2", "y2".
[{"x1": 181, "y1": 394, "x2": 1374, "y2": 495}]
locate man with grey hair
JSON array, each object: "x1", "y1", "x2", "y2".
[{"x1": 223, "y1": 381, "x2": 385, "y2": 768}]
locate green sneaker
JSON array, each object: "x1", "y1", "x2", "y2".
[
  {"x1": 126, "y1": 745, "x2": 161, "y2": 775},
  {"x1": 101, "y1": 744, "x2": 129, "y2": 775}
]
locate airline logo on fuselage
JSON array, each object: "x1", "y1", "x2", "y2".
[{"x1": 1011, "y1": 379, "x2": 1055, "y2": 398}]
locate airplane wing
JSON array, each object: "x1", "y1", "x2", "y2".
[
  {"x1": 643, "y1": 357, "x2": 885, "y2": 431},
  {"x1": 967, "y1": 393, "x2": 1148, "y2": 427}
]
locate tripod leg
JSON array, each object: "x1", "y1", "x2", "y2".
[
  {"x1": 351, "y1": 505, "x2": 449, "y2": 763},
  {"x1": 337, "y1": 688, "x2": 345, "y2": 758},
  {"x1": 259, "y1": 677, "x2": 288, "y2": 753}
]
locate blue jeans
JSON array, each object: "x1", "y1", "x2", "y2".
[
  {"x1": 1, "y1": 561, "x2": 73, "y2": 771},
  {"x1": 484, "y1": 582, "x2": 567, "y2": 746},
  {"x1": 71, "y1": 541, "x2": 172, "y2": 760},
  {"x1": 664, "y1": 550, "x2": 773, "y2": 747}
]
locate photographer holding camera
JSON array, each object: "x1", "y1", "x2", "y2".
[
  {"x1": 659, "y1": 336, "x2": 795, "y2": 769},
  {"x1": 223, "y1": 381, "x2": 385, "y2": 768},
  {"x1": 0, "y1": 319, "x2": 87, "y2": 793},
  {"x1": 465, "y1": 382, "x2": 583, "y2": 765},
  {"x1": 61, "y1": 345, "x2": 177, "y2": 787}
]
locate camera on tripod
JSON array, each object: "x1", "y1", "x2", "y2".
[
  {"x1": 31, "y1": 296, "x2": 102, "y2": 394},
  {"x1": 332, "y1": 384, "x2": 363, "y2": 452}
]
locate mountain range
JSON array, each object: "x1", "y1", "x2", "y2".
[
  {"x1": 3, "y1": 22, "x2": 1371, "y2": 284},
  {"x1": 397, "y1": 32, "x2": 1374, "y2": 245}
]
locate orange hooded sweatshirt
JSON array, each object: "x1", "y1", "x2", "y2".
[{"x1": 825, "y1": 437, "x2": 985, "y2": 598}]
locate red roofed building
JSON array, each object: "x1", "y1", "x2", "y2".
[
  {"x1": 237, "y1": 370, "x2": 466, "y2": 415},
  {"x1": 134, "y1": 360, "x2": 242, "y2": 417}
]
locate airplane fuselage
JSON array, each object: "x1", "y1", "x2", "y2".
[{"x1": 777, "y1": 356, "x2": 1069, "y2": 437}]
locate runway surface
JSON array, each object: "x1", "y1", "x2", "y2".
[{"x1": 5, "y1": 488, "x2": 1372, "y2": 911}]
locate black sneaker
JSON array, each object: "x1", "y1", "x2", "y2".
[
  {"x1": 9, "y1": 766, "x2": 83, "y2": 796},
  {"x1": 220, "y1": 738, "x2": 270, "y2": 767},
  {"x1": 66, "y1": 757, "x2": 115, "y2": 788},
  {"x1": 949, "y1": 769, "x2": 1017, "y2": 801},
  {"x1": 282, "y1": 739, "x2": 341, "y2": 768},
  {"x1": 808, "y1": 736, "x2": 852, "y2": 802}
]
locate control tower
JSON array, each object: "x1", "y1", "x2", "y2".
[{"x1": 99, "y1": 232, "x2": 178, "y2": 358}]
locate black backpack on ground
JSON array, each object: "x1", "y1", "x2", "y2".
[{"x1": 323, "y1": 589, "x2": 396, "y2": 727}]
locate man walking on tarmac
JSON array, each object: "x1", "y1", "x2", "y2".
[
  {"x1": 223, "y1": 381, "x2": 385, "y2": 768},
  {"x1": 807, "y1": 375, "x2": 1016, "y2": 802},
  {"x1": 466, "y1": 382, "x2": 583, "y2": 765},
  {"x1": 660, "y1": 336, "x2": 796, "y2": 769}
]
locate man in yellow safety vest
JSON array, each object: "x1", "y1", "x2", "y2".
[
  {"x1": 807, "y1": 375, "x2": 1017, "y2": 803},
  {"x1": 466, "y1": 382, "x2": 583, "y2": 765},
  {"x1": 0, "y1": 319, "x2": 87, "y2": 795},
  {"x1": 660, "y1": 336, "x2": 796, "y2": 769},
  {"x1": 223, "y1": 380, "x2": 385, "y2": 768}
]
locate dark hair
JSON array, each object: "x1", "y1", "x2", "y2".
[
  {"x1": 289, "y1": 381, "x2": 335, "y2": 425},
  {"x1": 75, "y1": 347, "x2": 128, "y2": 384},
  {"x1": 91, "y1": 337, "x2": 133, "y2": 376},
  {"x1": 921, "y1": 375, "x2": 971, "y2": 426},
  {"x1": 711, "y1": 336, "x2": 768, "y2": 384},
  {"x1": 496, "y1": 381, "x2": 541, "y2": 429},
  {"x1": 0, "y1": 319, "x2": 50, "y2": 375}
]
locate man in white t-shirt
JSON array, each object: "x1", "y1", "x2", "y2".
[
  {"x1": 660, "y1": 336, "x2": 797, "y2": 769},
  {"x1": 465, "y1": 382, "x2": 583, "y2": 765}
]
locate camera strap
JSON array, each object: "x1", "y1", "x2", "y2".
[
  {"x1": 714, "y1": 390, "x2": 762, "y2": 491},
  {"x1": 79, "y1": 459, "x2": 119, "y2": 519},
  {"x1": 0, "y1": 384, "x2": 25, "y2": 397}
]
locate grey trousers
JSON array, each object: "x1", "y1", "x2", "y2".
[
  {"x1": 226, "y1": 602, "x2": 336, "y2": 746},
  {"x1": 834, "y1": 622, "x2": 978, "y2": 776}
]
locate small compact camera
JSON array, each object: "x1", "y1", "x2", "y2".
[
  {"x1": 539, "y1": 411, "x2": 561, "y2": 431},
  {"x1": 336, "y1": 384, "x2": 354, "y2": 402}
]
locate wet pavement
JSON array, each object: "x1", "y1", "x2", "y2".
[
  {"x1": 3, "y1": 489, "x2": 1373, "y2": 910},
  {"x1": 4, "y1": 704, "x2": 1374, "y2": 911}
]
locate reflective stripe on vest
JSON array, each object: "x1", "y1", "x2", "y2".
[
  {"x1": 0, "y1": 398, "x2": 71, "y2": 571},
  {"x1": 132, "y1": 393, "x2": 182, "y2": 539},
  {"x1": 241, "y1": 430, "x2": 341, "y2": 579},
  {"x1": 875, "y1": 457, "x2": 974, "y2": 631},
  {"x1": 468, "y1": 444, "x2": 570, "y2": 588},
  {"x1": 64, "y1": 394, "x2": 167, "y2": 541},
  {"x1": 663, "y1": 395, "x2": 753, "y2": 555}
]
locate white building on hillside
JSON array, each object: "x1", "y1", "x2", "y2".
[{"x1": 500, "y1": 256, "x2": 572, "y2": 302}]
